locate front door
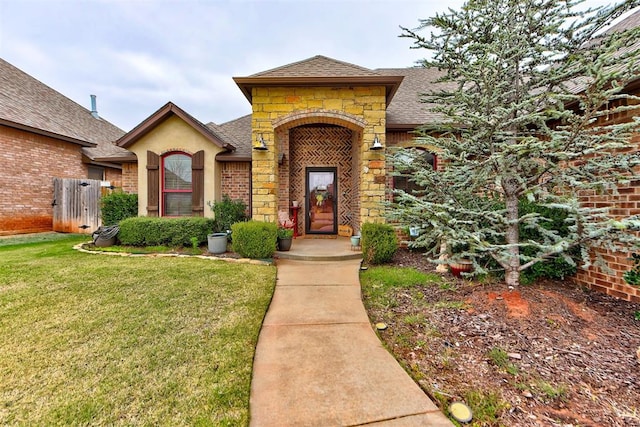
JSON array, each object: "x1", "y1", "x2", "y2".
[{"x1": 306, "y1": 167, "x2": 337, "y2": 235}]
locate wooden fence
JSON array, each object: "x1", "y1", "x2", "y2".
[{"x1": 52, "y1": 178, "x2": 102, "y2": 234}]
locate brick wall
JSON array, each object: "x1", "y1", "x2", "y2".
[
  {"x1": 104, "y1": 167, "x2": 122, "y2": 188},
  {"x1": 121, "y1": 162, "x2": 138, "y2": 193},
  {"x1": 573, "y1": 112, "x2": 640, "y2": 302},
  {"x1": 221, "y1": 162, "x2": 251, "y2": 210},
  {"x1": 0, "y1": 125, "x2": 87, "y2": 235}
]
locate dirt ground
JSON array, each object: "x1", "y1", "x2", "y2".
[{"x1": 366, "y1": 248, "x2": 640, "y2": 426}]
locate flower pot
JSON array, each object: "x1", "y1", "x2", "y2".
[
  {"x1": 350, "y1": 235, "x2": 361, "y2": 247},
  {"x1": 292, "y1": 200, "x2": 299, "y2": 207},
  {"x1": 208, "y1": 233, "x2": 228, "y2": 254},
  {"x1": 450, "y1": 260, "x2": 473, "y2": 278},
  {"x1": 278, "y1": 237, "x2": 293, "y2": 251}
]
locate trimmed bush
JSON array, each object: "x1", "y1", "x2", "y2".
[
  {"x1": 209, "y1": 195, "x2": 248, "y2": 233},
  {"x1": 118, "y1": 216, "x2": 215, "y2": 247},
  {"x1": 101, "y1": 191, "x2": 138, "y2": 226},
  {"x1": 231, "y1": 221, "x2": 277, "y2": 259},
  {"x1": 361, "y1": 223, "x2": 398, "y2": 265}
]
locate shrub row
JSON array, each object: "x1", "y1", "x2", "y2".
[
  {"x1": 118, "y1": 217, "x2": 215, "y2": 247},
  {"x1": 231, "y1": 221, "x2": 277, "y2": 259},
  {"x1": 100, "y1": 191, "x2": 138, "y2": 226}
]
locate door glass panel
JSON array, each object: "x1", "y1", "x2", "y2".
[{"x1": 308, "y1": 170, "x2": 335, "y2": 233}]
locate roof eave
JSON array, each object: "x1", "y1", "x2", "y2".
[
  {"x1": 0, "y1": 118, "x2": 97, "y2": 147},
  {"x1": 233, "y1": 76, "x2": 404, "y2": 106},
  {"x1": 215, "y1": 153, "x2": 251, "y2": 162}
]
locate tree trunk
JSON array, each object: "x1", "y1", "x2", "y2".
[{"x1": 505, "y1": 190, "x2": 521, "y2": 287}]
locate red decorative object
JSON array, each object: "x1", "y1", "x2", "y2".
[{"x1": 290, "y1": 206, "x2": 300, "y2": 238}]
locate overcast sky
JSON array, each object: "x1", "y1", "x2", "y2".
[{"x1": 0, "y1": 0, "x2": 615, "y2": 131}]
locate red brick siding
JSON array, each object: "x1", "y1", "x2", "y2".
[
  {"x1": 221, "y1": 162, "x2": 251, "y2": 210},
  {"x1": 104, "y1": 167, "x2": 122, "y2": 188},
  {"x1": 0, "y1": 125, "x2": 87, "y2": 235},
  {"x1": 573, "y1": 108, "x2": 640, "y2": 302},
  {"x1": 121, "y1": 162, "x2": 138, "y2": 193}
]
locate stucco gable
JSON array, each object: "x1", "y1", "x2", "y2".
[{"x1": 117, "y1": 102, "x2": 235, "y2": 151}]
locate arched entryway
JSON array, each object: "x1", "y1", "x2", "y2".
[{"x1": 276, "y1": 117, "x2": 363, "y2": 237}]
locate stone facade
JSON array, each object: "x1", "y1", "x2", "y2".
[{"x1": 250, "y1": 86, "x2": 387, "y2": 232}]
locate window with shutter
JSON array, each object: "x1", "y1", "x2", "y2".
[{"x1": 162, "y1": 152, "x2": 192, "y2": 216}]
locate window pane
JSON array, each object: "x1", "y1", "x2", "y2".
[
  {"x1": 164, "y1": 154, "x2": 192, "y2": 190},
  {"x1": 164, "y1": 193, "x2": 192, "y2": 216}
]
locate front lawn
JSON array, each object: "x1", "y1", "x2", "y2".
[{"x1": 0, "y1": 235, "x2": 276, "y2": 426}]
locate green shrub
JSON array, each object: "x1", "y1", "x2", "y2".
[
  {"x1": 118, "y1": 217, "x2": 215, "y2": 247},
  {"x1": 231, "y1": 221, "x2": 277, "y2": 259},
  {"x1": 209, "y1": 195, "x2": 248, "y2": 233},
  {"x1": 518, "y1": 199, "x2": 578, "y2": 284},
  {"x1": 100, "y1": 191, "x2": 138, "y2": 226},
  {"x1": 361, "y1": 223, "x2": 398, "y2": 265}
]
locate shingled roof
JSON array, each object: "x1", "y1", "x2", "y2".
[
  {"x1": 211, "y1": 115, "x2": 252, "y2": 161},
  {"x1": 250, "y1": 55, "x2": 383, "y2": 78},
  {"x1": 377, "y1": 67, "x2": 456, "y2": 129},
  {"x1": 234, "y1": 55, "x2": 404, "y2": 106},
  {"x1": 0, "y1": 58, "x2": 125, "y2": 149}
]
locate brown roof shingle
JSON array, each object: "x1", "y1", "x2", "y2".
[
  {"x1": 250, "y1": 55, "x2": 382, "y2": 78},
  {"x1": 210, "y1": 114, "x2": 252, "y2": 161},
  {"x1": 0, "y1": 58, "x2": 125, "y2": 146},
  {"x1": 376, "y1": 67, "x2": 455, "y2": 129}
]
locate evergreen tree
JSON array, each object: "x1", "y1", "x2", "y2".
[{"x1": 393, "y1": 0, "x2": 640, "y2": 286}]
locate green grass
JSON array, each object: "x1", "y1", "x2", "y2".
[
  {"x1": 462, "y1": 389, "x2": 510, "y2": 425},
  {"x1": 0, "y1": 236, "x2": 276, "y2": 425},
  {"x1": 360, "y1": 266, "x2": 441, "y2": 308}
]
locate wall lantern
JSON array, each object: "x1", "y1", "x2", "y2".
[
  {"x1": 254, "y1": 134, "x2": 268, "y2": 151},
  {"x1": 370, "y1": 135, "x2": 383, "y2": 151}
]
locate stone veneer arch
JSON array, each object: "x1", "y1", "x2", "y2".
[{"x1": 272, "y1": 109, "x2": 366, "y2": 132}]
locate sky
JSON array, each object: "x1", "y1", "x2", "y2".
[{"x1": 0, "y1": 0, "x2": 615, "y2": 132}]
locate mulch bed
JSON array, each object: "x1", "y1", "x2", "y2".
[{"x1": 368, "y1": 248, "x2": 640, "y2": 426}]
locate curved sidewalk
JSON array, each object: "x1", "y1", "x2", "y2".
[{"x1": 249, "y1": 256, "x2": 453, "y2": 426}]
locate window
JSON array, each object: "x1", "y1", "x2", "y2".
[
  {"x1": 162, "y1": 152, "x2": 192, "y2": 216},
  {"x1": 393, "y1": 148, "x2": 436, "y2": 198},
  {"x1": 88, "y1": 166, "x2": 104, "y2": 181}
]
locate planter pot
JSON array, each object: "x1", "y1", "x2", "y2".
[
  {"x1": 278, "y1": 237, "x2": 293, "y2": 251},
  {"x1": 350, "y1": 235, "x2": 361, "y2": 247},
  {"x1": 450, "y1": 260, "x2": 473, "y2": 278},
  {"x1": 208, "y1": 233, "x2": 228, "y2": 254}
]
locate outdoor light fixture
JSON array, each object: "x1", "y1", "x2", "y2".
[
  {"x1": 370, "y1": 135, "x2": 383, "y2": 151},
  {"x1": 254, "y1": 134, "x2": 268, "y2": 151}
]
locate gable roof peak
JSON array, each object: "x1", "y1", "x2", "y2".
[
  {"x1": 248, "y1": 55, "x2": 381, "y2": 78},
  {"x1": 116, "y1": 101, "x2": 235, "y2": 151}
]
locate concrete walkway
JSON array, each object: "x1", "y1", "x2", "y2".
[{"x1": 249, "y1": 252, "x2": 453, "y2": 426}]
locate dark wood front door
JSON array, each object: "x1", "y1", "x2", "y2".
[{"x1": 306, "y1": 167, "x2": 337, "y2": 235}]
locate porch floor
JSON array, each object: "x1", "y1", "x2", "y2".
[{"x1": 276, "y1": 236, "x2": 362, "y2": 261}]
